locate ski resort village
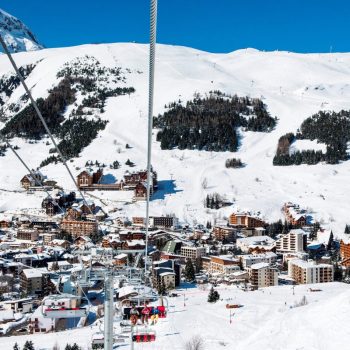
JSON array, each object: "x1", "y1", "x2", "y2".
[{"x1": 0, "y1": 3, "x2": 350, "y2": 350}]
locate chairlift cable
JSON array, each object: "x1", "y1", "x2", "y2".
[
  {"x1": 0, "y1": 35, "x2": 100, "y2": 224},
  {"x1": 0, "y1": 133, "x2": 65, "y2": 215}
]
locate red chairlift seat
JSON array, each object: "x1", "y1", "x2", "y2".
[
  {"x1": 157, "y1": 305, "x2": 166, "y2": 318},
  {"x1": 132, "y1": 332, "x2": 156, "y2": 342}
]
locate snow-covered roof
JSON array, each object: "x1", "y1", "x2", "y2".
[
  {"x1": 0, "y1": 214, "x2": 12, "y2": 221},
  {"x1": 250, "y1": 262, "x2": 270, "y2": 269},
  {"x1": 118, "y1": 285, "x2": 138, "y2": 298},
  {"x1": 237, "y1": 236, "x2": 275, "y2": 245},
  {"x1": 51, "y1": 239, "x2": 68, "y2": 245},
  {"x1": 241, "y1": 252, "x2": 277, "y2": 260},
  {"x1": 115, "y1": 253, "x2": 127, "y2": 260},
  {"x1": 0, "y1": 310, "x2": 14, "y2": 322},
  {"x1": 290, "y1": 229, "x2": 307, "y2": 235},
  {"x1": 159, "y1": 271, "x2": 175, "y2": 277},
  {"x1": 22, "y1": 269, "x2": 45, "y2": 278},
  {"x1": 127, "y1": 239, "x2": 145, "y2": 246},
  {"x1": 290, "y1": 258, "x2": 332, "y2": 269}
]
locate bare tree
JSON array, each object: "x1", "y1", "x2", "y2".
[
  {"x1": 201, "y1": 177, "x2": 208, "y2": 189},
  {"x1": 185, "y1": 335, "x2": 205, "y2": 350}
]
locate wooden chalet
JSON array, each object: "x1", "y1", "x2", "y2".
[{"x1": 77, "y1": 168, "x2": 103, "y2": 189}]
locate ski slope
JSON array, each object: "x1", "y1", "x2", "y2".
[
  {"x1": 1, "y1": 44, "x2": 350, "y2": 234},
  {"x1": 0, "y1": 282, "x2": 348, "y2": 350}
]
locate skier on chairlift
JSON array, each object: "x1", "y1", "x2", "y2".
[
  {"x1": 130, "y1": 304, "x2": 139, "y2": 326},
  {"x1": 141, "y1": 302, "x2": 151, "y2": 324}
]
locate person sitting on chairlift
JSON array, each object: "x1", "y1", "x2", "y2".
[
  {"x1": 130, "y1": 304, "x2": 139, "y2": 326},
  {"x1": 141, "y1": 303, "x2": 150, "y2": 324},
  {"x1": 152, "y1": 307, "x2": 159, "y2": 324}
]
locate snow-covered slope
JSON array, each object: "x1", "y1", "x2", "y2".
[
  {"x1": 0, "y1": 282, "x2": 348, "y2": 350},
  {"x1": 0, "y1": 8, "x2": 43, "y2": 53},
  {"x1": 1, "y1": 43, "x2": 350, "y2": 233}
]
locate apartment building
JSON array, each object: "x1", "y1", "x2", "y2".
[
  {"x1": 206, "y1": 256, "x2": 240, "y2": 275},
  {"x1": 340, "y1": 238, "x2": 350, "y2": 267},
  {"x1": 17, "y1": 230, "x2": 39, "y2": 241},
  {"x1": 42, "y1": 233, "x2": 58, "y2": 245},
  {"x1": 240, "y1": 252, "x2": 277, "y2": 269},
  {"x1": 276, "y1": 229, "x2": 307, "y2": 253},
  {"x1": 340, "y1": 238, "x2": 350, "y2": 260},
  {"x1": 212, "y1": 226, "x2": 237, "y2": 242},
  {"x1": 180, "y1": 246, "x2": 206, "y2": 262},
  {"x1": 60, "y1": 219, "x2": 98, "y2": 238},
  {"x1": 229, "y1": 213, "x2": 266, "y2": 228},
  {"x1": 149, "y1": 216, "x2": 178, "y2": 229},
  {"x1": 20, "y1": 269, "x2": 50, "y2": 296},
  {"x1": 249, "y1": 263, "x2": 278, "y2": 289},
  {"x1": 288, "y1": 259, "x2": 334, "y2": 284}
]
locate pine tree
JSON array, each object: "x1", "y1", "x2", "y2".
[
  {"x1": 23, "y1": 341, "x2": 35, "y2": 350},
  {"x1": 327, "y1": 231, "x2": 334, "y2": 251},
  {"x1": 184, "y1": 259, "x2": 195, "y2": 282},
  {"x1": 157, "y1": 281, "x2": 166, "y2": 296},
  {"x1": 334, "y1": 262, "x2": 343, "y2": 281},
  {"x1": 207, "y1": 286, "x2": 220, "y2": 303},
  {"x1": 345, "y1": 225, "x2": 350, "y2": 234},
  {"x1": 310, "y1": 222, "x2": 320, "y2": 240},
  {"x1": 13, "y1": 343, "x2": 20, "y2": 350}
]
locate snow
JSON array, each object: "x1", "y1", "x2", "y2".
[
  {"x1": 250, "y1": 262, "x2": 270, "y2": 269},
  {"x1": 0, "y1": 43, "x2": 350, "y2": 236},
  {"x1": 0, "y1": 8, "x2": 43, "y2": 53},
  {"x1": 0, "y1": 282, "x2": 348, "y2": 349},
  {"x1": 289, "y1": 258, "x2": 331, "y2": 269},
  {"x1": 289, "y1": 139, "x2": 327, "y2": 155},
  {"x1": 22, "y1": 269, "x2": 44, "y2": 278},
  {"x1": 0, "y1": 309, "x2": 14, "y2": 322}
]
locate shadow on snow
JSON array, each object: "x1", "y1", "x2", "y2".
[{"x1": 151, "y1": 180, "x2": 182, "y2": 201}]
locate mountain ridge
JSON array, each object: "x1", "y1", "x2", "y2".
[{"x1": 0, "y1": 8, "x2": 43, "y2": 53}]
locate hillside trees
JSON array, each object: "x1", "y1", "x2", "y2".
[
  {"x1": 274, "y1": 110, "x2": 350, "y2": 166},
  {"x1": 2, "y1": 78, "x2": 75, "y2": 139},
  {"x1": 154, "y1": 92, "x2": 276, "y2": 152},
  {"x1": 1, "y1": 56, "x2": 135, "y2": 166},
  {"x1": 225, "y1": 158, "x2": 243, "y2": 168}
]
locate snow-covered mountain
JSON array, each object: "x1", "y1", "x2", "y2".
[
  {"x1": 0, "y1": 8, "x2": 43, "y2": 53},
  {"x1": 1, "y1": 43, "x2": 350, "y2": 234}
]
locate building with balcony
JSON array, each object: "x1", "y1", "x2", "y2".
[
  {"x1": 288, "y1": 259, "x2": 333, "y2": 284},
  {"x1": 249, "y1": 263, "x2": 278, "y2": 289}
]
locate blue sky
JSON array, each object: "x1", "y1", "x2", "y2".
[{"x1": 2, "y1": 0, "x2": 350, "y2": 53}]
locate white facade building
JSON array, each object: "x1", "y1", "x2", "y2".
[
  {"x1": 180, "y1": 246, "x2": 206, "y2": 261},
  {"x1": 240, "y1": 252, "x2": 277, "y2": 269},
  {"x1": 276, "y1": 229, "x2": 306, "y2": 253}
]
